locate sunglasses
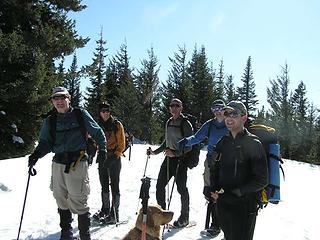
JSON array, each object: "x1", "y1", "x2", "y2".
[
  {"x1": 224, "y1": 111, "x2": 241, "y2": 118},
  {"x1": 169, "y1": 104, "x2": 181, "y2": 108},
  {"x1": 51, "y1": 95, "x2": 68, "y2": 100},
  {"x1": 211, "y1": 107, "x2": 223, "y2": 112},
  {"x1": 100, "y1": 108, "x2": 110, "y2": 113}
]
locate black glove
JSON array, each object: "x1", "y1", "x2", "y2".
[
  {"x1": 28, "y1": 150, "x2": 41, "y2": 167},
  {"x1": 96, "y1": 150, "x2": 107, "y2": 165},
  {"x1": 203, "y1": 186, "x2": 213, "y2": 201}
]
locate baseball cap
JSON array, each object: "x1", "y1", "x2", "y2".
[
  {"x1": 224, "y1": 100, "x2": 247, "y2": 115},
  {"x1": 51, "y1": 86, "x2": 70, "y2": 98}
]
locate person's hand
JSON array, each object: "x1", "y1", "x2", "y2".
[
  {"x1": 28, "y1": 150, "x2": 41, "y2": 167},
  {"x1": 177, "y1": 138, "x2": 188, "y2": 150},
  {"x1": 164, "y1": 148, "x2": 174, "y2": 157},
  {"x1": 146, "y1": 148, "x2": 155, "y2": 155},
  {"x1": 96, "y1": 150, "x2": 107, "y2": 165}
]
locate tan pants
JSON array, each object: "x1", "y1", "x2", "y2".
[{"x1": 50, "y1": 161, "x2": 90, "y2": 215}]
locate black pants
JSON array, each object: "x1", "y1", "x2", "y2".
[
  {"x1": 217, "y1": 194, "x2": 258, "y2": 240},
  {"x1": 156, "y1": 157, "x2": 189, "y2": 217},
  {"x1": 98, "y1": 155, "x2": 121, "y2": 197}
]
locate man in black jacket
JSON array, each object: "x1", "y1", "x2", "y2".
[{"x1": 210, "y1": 101, "x2": 268, "y2": 240}]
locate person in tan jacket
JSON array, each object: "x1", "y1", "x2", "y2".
[{"x1": 93, "y1": 102, "x2": 125, "y2": 224}]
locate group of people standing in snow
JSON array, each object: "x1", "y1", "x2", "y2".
[{"x1": 28, "y1": 86, "x2": 268, "y2": 240}]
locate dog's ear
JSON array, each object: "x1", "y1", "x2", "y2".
[{"x1": 146, "y1": 208, "x2": 155, "y2": 227}]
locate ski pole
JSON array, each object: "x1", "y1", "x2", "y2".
[
  {"x1": 143, "y1": 147, "x2": 151, "y2": 177},
  {"x1": 17, "y1": 166, "x2": 37, "y2": 240},
  {"x1": 135, "y1": 148, "x2": 151, "y2": 214}
]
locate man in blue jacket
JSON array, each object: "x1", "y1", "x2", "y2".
[
  {"x1": 178, "y1": 99, "x2": 228, "y2": 237},
  {"x1": 28, "y1": 87, "x2": 107, "y2": 240}
]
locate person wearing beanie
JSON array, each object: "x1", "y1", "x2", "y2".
[
  {"x1": 93, "y1": 102, "x2": 125, "y2": 224},
  {"x1": 177, "y1": 99, "x2": 228, "y2": 237},
  {"x1": 28, "y1": 86, "x2": 107, "y2": 240}
]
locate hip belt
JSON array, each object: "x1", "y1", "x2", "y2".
[{"x1": 53, "y1": 150, "x2": 86, "y2": 173}]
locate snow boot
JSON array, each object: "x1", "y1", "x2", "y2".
[
  {"x1": 206, "y1": 227, "x2": 221, "y2": 238},
  {"x1": 173, "y1": 192, "x2": 190, "y2": 228},
  {"x1": 173, "y1": 214, "x2": 189, "y2": 228},
  {"x1": 78, "y1": 212, "x2": 91, "y2": 240},
  {"x1": 58, "y1": 208, "x2": 73, "y2": 240},
  {"x1": 93, "y1": 192, "x2": 110, "y2": 220},
  {"x1": 101, "y1": 194, "x2": 119, "y2": 224}
]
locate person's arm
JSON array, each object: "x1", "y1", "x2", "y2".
[
  {"x1": 34, "y1": 118, "x2": 53, "y2": 157},
  {"x1": 185, "y1": 121, "x2": 210, "y2": 146},
  {"x1": 81, "y1": 109, "x2": 107, "y2": 152}
]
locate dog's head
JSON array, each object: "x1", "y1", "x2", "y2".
[{"x1": 135, "y1": 205, "x2": 174, "y2": 236}]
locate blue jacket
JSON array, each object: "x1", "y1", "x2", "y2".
[
  {"x1": 185, "y1": 118, "x2": 228, "y2": 156},
  {"x1": 35, "y1": 108, "x2": 106, "y2": 158}
]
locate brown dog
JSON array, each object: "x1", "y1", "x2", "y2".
[{"x1": 122, "y1": 205, "x2": 174, "y2": 240}]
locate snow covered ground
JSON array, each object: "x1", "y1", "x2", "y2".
[{"x1": 1, "y1": 144, "x2": 320, "y2": 239}]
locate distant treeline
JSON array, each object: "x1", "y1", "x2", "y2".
[{"x1": 1, "y1": 0, "x2": 319, "y2": 164}]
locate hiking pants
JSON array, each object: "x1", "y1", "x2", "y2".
[
  {"x1": 217, "y1": 195, "x2": 258, "y2": 240},
  {"x1": 51, "y1": 161, "x2": 90, "y2": 215},
  {"x1": 156, "y1": 157, "x2": 189, "y2": 217},
  {"x1": 98, "y1": 155, "x2": 121, "y2": 197}
]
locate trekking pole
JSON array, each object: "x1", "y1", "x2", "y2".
[
  {"x1": 17, "y1": 166, "x2": 37, "y2": 240},
  {"x1": 167, "y1": 159, "x2": 181, "y2": 210},
  {"x1": 139, "y1": 177, "x2": 151, "y2": 240},
  {"x1": 205, "y1": 201, "x2": 212, "y2": 229},
  {"x1": 135, "y1": 148, "x2": 151, "y2": 214}
]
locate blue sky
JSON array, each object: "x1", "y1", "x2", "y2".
[{"x1": 67, "y1": 0, "x2": 320, "y2": 109}]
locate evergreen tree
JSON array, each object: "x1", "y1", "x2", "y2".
[
  {"x1": 111, "y1": 42, "x2": 141, "y2": 136},
  {"x1": 305, "y1": 103, "x2": 318, "y2": 163},
  {"x1": 160, "y1": 46, "x2": 191, "y2": 123},
  {"x1": 0, "y1": 0, "x2": 88, "y2": 159},
  {"x1": 135, "y1": 47, "x2": 162, "y2": 143},
  {"x1": 104, "y1": 60, "x2": 119, "y2": 105},
  {"x1": 187, "y1": 45, "x2": 214, "y2": 123},
  {"x1": 213, "y1": 59, "x2": 225, "y2": 101},
  {"x1": 84, "y1": 30, "x2": 107, "y2": 119},
  {"x1": 267, "y1": 63, "x2": 293, "y2": 158},
  {"x1": 225, "y1": 74, "x2": 237, "y2": 103},
  {"x1": 237, "y1": 56, "x2": 258, "y2": 118},
  {"x1": 290, "y1": 81, "x2": 309, "y2": 161},
  {"x1": 65, "y1": 53, "x2": 82, "y2": 107}
]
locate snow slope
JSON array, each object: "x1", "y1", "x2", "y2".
[{"x1": 0, "y1": 144, "x2": 319, "y2": 239}]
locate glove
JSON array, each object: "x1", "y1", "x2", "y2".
[
  {"x1": 203, "y1": 186, "x2": 212, "y2": 201},
  {"x1": 146, "y1": 148, "x2": 154, "y2": 156},
  {"x1": 28, "y1": 150, "x2": 41, "y2": 167},
  {"x1": 96, "y1": 150, "x2": 107, "y2": 165},
  {"x1": 177, "y1": 138, "x2": 188, "y2": 150},
  {"x1": 230, "y1": 188, "x2": 242, "y2": 197}
]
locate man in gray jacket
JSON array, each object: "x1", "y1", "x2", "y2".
[
  {"x1": 28, "y1": 87, "x2": 107, "y2": 240},
  {"x1": 148, "y1": 98, "x2": 193, "y2": 228}
]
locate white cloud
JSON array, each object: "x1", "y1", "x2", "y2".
[
  {"x1": 210, "y1": 11, "x2": 225, "y2": 32},
  {"x1": 142, "y1": 2, "x2": 180, "y2": 25}
]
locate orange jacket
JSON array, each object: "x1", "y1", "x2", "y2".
[{"x1": 100, "y1": 116, "x2": 125, "y2": 158}]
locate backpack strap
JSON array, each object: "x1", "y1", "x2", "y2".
[
  {"x1": 48, "y1": 108, "x2": 87, "y2": 145},
  {"x1": 49, "y1": 113, "x2": 57, "y2": 144},
  {"x1": 73, "y1": 108, "x2": 87, "y2": 141}
]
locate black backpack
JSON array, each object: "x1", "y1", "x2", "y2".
[
  {"x1": 170, "y1": 114, "x2": 201, "y2": 169},
  {"x1": 48, "y1": 108, "x2": 97, "y2": 163}
]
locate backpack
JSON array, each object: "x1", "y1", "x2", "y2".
[
  {"x1": 111, "y1": 118, "x2": 134, "y2": 157},
  {"x1": 248, "y1": 124, "x2": 284, "y2": 207},
  {"x1": 48, "y1": 108, "x2": 97, "y2": 164},
  {"x1": 168, "y1": 114, "x2": 201, "y2": 169}
]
